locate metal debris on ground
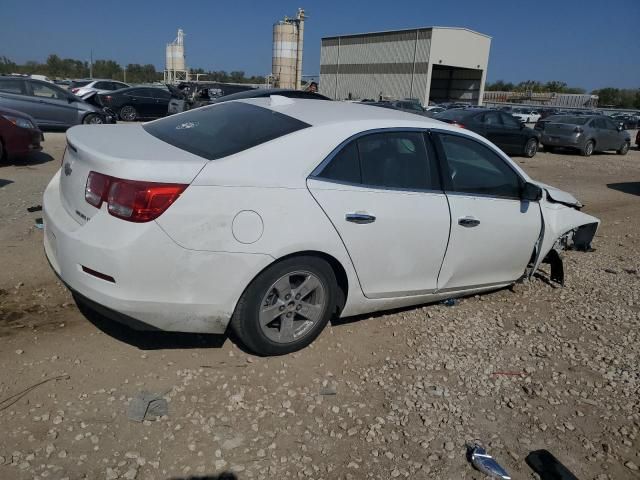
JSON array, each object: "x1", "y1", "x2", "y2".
[
  {"x1": 440, "y1": 298, "x2": 458, "y2": 307},
  {"x1": 127, "y1": 391, "x2": 169, "y2": 422},
  {"x1": 34, "y1": 218, "x2": 44, "y2": 229},
  {"x1": 27, "y1": 205, "x2": 42, "y2": 212},
  {"x1": 466, "y1": 440, "x2": 511, "y2": 479}
]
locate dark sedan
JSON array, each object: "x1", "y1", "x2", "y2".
[
  {"x1": 98, "y1": 87, "x2": 172, "y2": 121},
  {"x1": 433, "y1": 108, "x2": 541, "y2": 157},
  {"x1": 0, "y1": 106, "x2": 43, "y2": 162}
]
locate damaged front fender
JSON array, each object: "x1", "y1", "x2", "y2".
[{"x1": 529, "y1": 195, "x2": 600, "y2": 282}]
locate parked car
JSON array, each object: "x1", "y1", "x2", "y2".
[
  {"x1": 539, "y1": 115, "x2": 631, "y2": 156},
  {"x1": 97, "y1": 87, "x2": 172, "y2": 121},
  {"x1": 167, "y1": 82, "x2": 258, "y2": 114},
  {"x1": 168, "y1": 86, "x2": 331, "y2": 115},
  {"x1": 0, "y1": 76, "x2": 116, "y2": 128},
  {"x1": 43, "y1": 98, "x2": 599, "y2": 355},
  {"x1": 611, "y1": 114, "x2": 639, "y2": 130},
  {"x1": 425, "y1": 106, "x2": 446, "y2": 116},
  {"x1": 433, "y1": 108, "x2": 541, "y2": 157},
  {"x1": 30, "y1": 74, "x2": 53, "y2": 83},
  {"x1": 362, "y1": 100, "x2": 430, "y2": 117},
  {"x1": 70, "y1": 79, "x2": 130, "y2": 97},
  {"x1": 0, "y1": 106, "x2": 43, "y2": 161},
  {"x1": 511, "y1": 108, "x2": 541, "y2": 123}
]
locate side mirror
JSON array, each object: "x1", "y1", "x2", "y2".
[
  {"x1": 617, "y1": 125, "x2": 623, "y2": 132},
  {"x1": 521, "y1": 182, "x2": 543, "y2": 202},
  {"x1": 67, "y1": 95, "x2": 75, "y2": 103}
]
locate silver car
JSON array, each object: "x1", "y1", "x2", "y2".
[
  {"x1": 0, "y1": 76, "x2": 116, "y2": 128},
  {"x1": 539, "y1": 115, "x2": 630, "y2": 156}
]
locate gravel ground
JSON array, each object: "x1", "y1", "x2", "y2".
[{"x1": 0, "y1": 130, "x2": 639, "y2": 480}]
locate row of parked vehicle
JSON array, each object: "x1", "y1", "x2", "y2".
[{"x1": 361, "y1": 99, "x2": 637, "y2": 158}]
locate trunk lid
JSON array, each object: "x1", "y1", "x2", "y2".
[
  {"x1": 544, "y1": 122, "x2": 580, "y2": 135},
  {"x1": 60, "y1": 124, "x2": 208, "y2": 224}
]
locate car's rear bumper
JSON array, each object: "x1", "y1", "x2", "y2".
[
  {"x1": 541, "y1": 133, "x2": 584, "y2": 148},
  {"x1": 43, "y1": 171, "x2": 273, "y2": 334}
]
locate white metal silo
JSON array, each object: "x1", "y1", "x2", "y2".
[
  {"x1": 164, "y1": 29, "x2": 188, "y2": 84},
  {"x1": 272, "y1": 9, "x2": 305, "y2": 90}
]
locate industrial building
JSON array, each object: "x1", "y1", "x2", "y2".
[
  {"x1": 320, "y1": 27, "x2": 491, "y2": 105},
  {"x1": 271, "y1": 9, "x2": 306, "y2": 90},
  {"x1": 164, "y1": 29, "x2": 188, "y2": 84}
]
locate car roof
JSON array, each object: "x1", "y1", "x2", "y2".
[
  {"x1": 211, "y1": 88, "x2": 330, "y2": 103},
  {"x1": 236, "y1": 97, "x2": 446, "y2": 128}
]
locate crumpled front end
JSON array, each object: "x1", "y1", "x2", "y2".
[{"x1": 529, "y1": 186, "x2": 600, "y2": 284}]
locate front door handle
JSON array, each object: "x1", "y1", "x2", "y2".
[
  {"x1": 346, "y1": 212, "x2": 376, "y2": 224},
  {"x1": 458, "y1": 216, "x2": 480, "y2": 227}
]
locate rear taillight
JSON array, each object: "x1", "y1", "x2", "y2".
[
  {"x1": 103, "y1": 95, "x2": 112, "y2": 103},
  {"x1": 71, "y1": 88, "x2": 79, "y2": 94},
  {"x1": 452, "y1": 122, "x2": 465, "y2": 129},
  {"x1": 84, "y1": 171, "x2": 187, "y2": 222}
]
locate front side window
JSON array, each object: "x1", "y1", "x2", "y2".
[
  {"x1": 317, "y1": 131, "x2": 440, "y2": 191},
  {"x1": 31, "y1": 82, "x2": 66, "y2": 100},
  {"x1": 437, "y1": 133, "x2": 522, "y2": 199},
  {"x1": 500, "y1": 113, "x2": 521, "y2": 128},
  {"x1": 93, "y1": 82, "x2": 109, "y2": 89},
  {"x1": 143, "y1": 102, "x2": 310, "y2": 160},
  {"x1": 483, "y1": 112, "x2": 502, "y2": 125}
]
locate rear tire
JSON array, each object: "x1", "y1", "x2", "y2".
[
  {"x1": 617, "y1": 141, "x2": 629, "y2": 155},
  {"x1": 230, "y1": 256, "x2": 337, "y2": 356},
  {"x1": 542, "y1": 145, "x2": 555, "y2": 153},
  {"x1": 119, "y1": 105, "x2": 138, "y2": 122},
  {"x1": 581, "y1": 140, "x2": 594, "y2": 157},
  {"x1": 523, "y1": 138, "x2": 538, "y2": 158},
  {"x1": 83, "y1": 113, "x2": 104, "y2": 125}
]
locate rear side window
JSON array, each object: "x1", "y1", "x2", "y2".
[
  {"x1": 0, "y1": 79, "x2": 25, "y2": 94},
  {"x1": 143, "y1": 102, "x2": 310, "y2": 160},
  {"x1": 436, "y1": 133, "x2": 522, "y2": 199},
  {"x1": 317, "y1": 131, "x2": 440, "y2": 191},
  {"x1": 434, "y1": 109, "x2": 468, "y2": 121}
]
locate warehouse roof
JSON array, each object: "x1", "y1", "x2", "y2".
[{"x1": 322, "y1": 26, "x2": 491, "y2": 41}]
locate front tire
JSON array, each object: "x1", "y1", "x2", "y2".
[
  {"x1": 230, "y1": 256, "x2": 337, "y2": 356},
  {"x1": 617, "y1": 141, "x2": 629, "y2": 155},
  {"x1": 83, "y1": 113, "x2": 104, "y2": 125},
  {"x1": 523, "y1": 138, "x2": 538, "y2": 158},
  {"x1": 119, "y1": 105, "x2": 138, "y2": 122},
  {"x1": 581, "y1": 140, "x2": 594, "y2": 157}
]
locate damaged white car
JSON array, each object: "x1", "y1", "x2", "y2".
[{"x1": 42, "y1": 98, "x2": 599, "y2": 355}]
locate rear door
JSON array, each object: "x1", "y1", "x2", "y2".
[
  {"x1": 602, "y1": 117, "x2": 623, "y2": 150},
  {"x1": 25, "y1": 80, "x2": 77, "y2": 127},
  {"x1": 147, "y1": 89, "x2": 171, "y2": 117},
  {"x1": 499, "y1": 112, "x2": 528, "y2": 152},
  {"x1": 433, "y1": 131, "x2": 541, "y2": 291},
  {"x1": 308, "y1": 130, "x2": 451, "y2": 299}
]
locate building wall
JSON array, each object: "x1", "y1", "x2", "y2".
[
  {"x1": 320, "y1": 29, "x2": 432, "y2": 103},
  {"x1": 320, "y1": 27, "x2": 490, "y2": 106}
]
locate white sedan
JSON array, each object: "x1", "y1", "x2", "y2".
[
  {"x1": 512, "y1": 109, "x2": 541, "y2": 123},
  {"x1": 43, "y1": 97, "x2": 599, "y2": 355}
]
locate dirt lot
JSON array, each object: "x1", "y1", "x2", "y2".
[{"x1": 1, "y1": 130, "x2": 639, "y2": 480}]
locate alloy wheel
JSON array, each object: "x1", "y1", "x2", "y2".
[
  {"x1": 525, "y1": 139, "x2": 538, "y2": 158},
  {"x1": 88, "y1": 115, "x2": 104, "y2": 124},
  {"x1": 120, "y1": 106, "x2": 137, "y2": 122},
  {"x1": 258, "y1": 271, "x2": 327, "y2": 344}
]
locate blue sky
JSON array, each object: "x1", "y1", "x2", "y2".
[{"x1": 1, "y1": 0, "x2": 638, "y2": 91}]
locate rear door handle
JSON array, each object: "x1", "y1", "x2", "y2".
[
  {"x1": 346, "y1": 212, "x2": 376, "y2": 224},
  {"x1": 458, "y1": 216, "x2": 480, "y2": 227}
]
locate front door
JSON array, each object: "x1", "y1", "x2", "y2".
[
  {"x1": 26, "y1": 81, "x2": 77, "y2": 127},
  {"x1": 432, "y1": 131, "x2": 541, "y2": 292},
  {"x1": 308, "y1": 131, "x2": 451, "y2": 299}
]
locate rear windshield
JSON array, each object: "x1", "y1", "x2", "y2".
[
  {"x1": 143, "y1": 102, "x2": 310, "y2": 160},
  {"x1": 434, "y1": 109, "x2": 469, "y2": 121},
  {"x1": 548, "y1": 116, "x2": 589, "y2": 125},
  {"x1": 70, "y1": 80, "x2": 91, "y2": 88}
]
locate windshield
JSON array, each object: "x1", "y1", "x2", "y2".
[{"x1": 143, "y1": 102, "x2": 310, "y2": 160}]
